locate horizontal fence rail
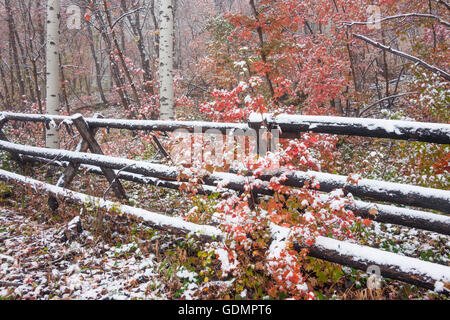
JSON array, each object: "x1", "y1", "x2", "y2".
[
  {"x1": 1, "y1": 140, "x2": 448, "y2": 213},
  {"x1": 0, "y1": 112, "x2": 249, "y2": 135},
  {"x1": 2, "y1": 112, "x2": 450, "y2": 144},
  {"x1": 1, "y1": 169, "x2": 449, "y2": 290},
  {"x1": 1, "y1": 140, "x2": 449, "y2": 237},
  {"x1": 0, "y1": 169, "x2": 222, "y2": 240},
  {"x1": 21, "y1": 155, "x2": 450, "y2": 235},
  {"x1": 249, "y1": 113, "x2": 450, "y2": 144},
  {"x1": 263, "y1": 171, "x2": 450, "y2": 214}
]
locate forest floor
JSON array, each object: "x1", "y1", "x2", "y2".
[{"x1": 0, "y1": 173, "x2": 448, "y2": 300}]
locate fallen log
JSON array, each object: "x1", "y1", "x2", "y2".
[
  {"x1": 0, "y1": 168, "x2": 449, "y2": 291},
  {"x1": 249, "y1": 113, "x2": 450, "y2": 144}
]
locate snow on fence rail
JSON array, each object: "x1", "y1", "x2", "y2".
[
  {"x1": 249, "y1": 113, "x2": 450, "y2": 144},
  {"x1": 1, "y1": 140, "x2": 449, "y2": 214},
  {"x1": 0, "y1": 112, "x2": 449, "y2": 291},
  {"x1": 0, "y1": 168, "x2": 449, "y2": 291},
  {"x1": 1, "y1": 140, "x2": 450, "y2": 235},
  {"x1": 0, "y1": 169, "x2": 222, "y2": 241},
  {"x1": 18, "y1": 155, "x2": 450, "y2": 236},
  {"x1": 0, "y1": 112, "x2": 249, "y2": 134},
  {"x1": 2, "y1": 111, "x2": 450, "y2": 143}
]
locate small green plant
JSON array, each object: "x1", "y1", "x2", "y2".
[{"x1": 0, "y1": 182, "x2": 12, "y2": 199}]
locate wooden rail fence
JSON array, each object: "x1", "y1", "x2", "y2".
[{"x1": 0, "y1": 111, "x2": 449, "y2": 291}]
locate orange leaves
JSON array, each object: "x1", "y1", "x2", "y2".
[
  {"x1": 369, "y1": 207, "x2": 378, "y2": 219},
  {"x1": 432, "y1": 152, "x2": 450, "y2": 175},
  {"x1": 251, "y1": 61, "x2": 272, "y2": 77},
  {"x1": 347, "y1": 173, "x2": 362, "y2": 185},
  {"x1": 362, "y1": 219, "x2": 373, "y2": 227}
]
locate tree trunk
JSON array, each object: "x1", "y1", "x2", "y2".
[
  {"x1": 249, "y1": 0, "x2": 275, "y2": 99},
  {"x1": 5, "y1": 0, "x2": 25, "y2": 102},
  {"x1": 159, "y1": 0, "x2": 175, "y2": 120},
  {"x1": 92, "y1": 2, "x2": 131, "y2": 112},
  {"x1": 86, "y1": 22, "x2": 108, "y2": 105},
  {"x1": 45, "y1": 0, "x2": 60, "y2": 149},
  {"x1": 102, "y1": 0, "x2": 141, "y2": 113},
  {"x1": 0, "y1": 54, "x2": 12, "y2": 110}
]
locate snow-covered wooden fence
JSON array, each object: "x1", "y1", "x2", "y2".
[
  {"x1": 0, "y1": 111, "x2": 449, "y2": 291},
  {"x1": 1, "y1": 111, "x2": 449, "y2": 143}
]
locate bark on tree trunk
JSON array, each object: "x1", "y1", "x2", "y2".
[
  {"x1": 86, "y1": 19, "x2": 108, "y2": 105},
  {"x1": 5, "y1": 0, "x2": 25, "y2": 102},
  {"x1": 159, "y1": 0, "x2": 175, "y2": 120},
  {"x1": 45, "y1": 0, "x2": 60, "y2": 149}
]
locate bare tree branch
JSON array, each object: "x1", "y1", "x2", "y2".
[
  {"x1": 110, "y1": 7, "x2": 143, "y2": 30},
  {"x1": 359, "y1": 92, "x2": 417, "y2": 117},
  {"x1": 341, "y1": 13, "x2": 450, "y2": 28},
  {"x1": 354, "y1": 34, "x2": 450, "y2": 81},
  {"x1": 434, "y1": 0, "x2": 450, "y2": 11}
]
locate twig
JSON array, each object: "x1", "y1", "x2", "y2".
[
  {"x1": 359, "y1": 92, "x2": 417, "y2": 117},
  {"x1": 111, "y1": 7, "x2": 143, "y2": 30}
]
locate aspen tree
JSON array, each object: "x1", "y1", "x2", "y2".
[
  {"x1": 45, "y1": 0, "x2": 60, "y2": 148},
  {"x1": 159, "y1": 0, "x2": 175, "y2": 120}
]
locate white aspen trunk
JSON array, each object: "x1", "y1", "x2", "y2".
[
  {"x1": 159, "y1": 0, "x2": 175, "y2": 120},
  {"x1": 45, "y1": 0, "x2": 60, "y2": 148}
]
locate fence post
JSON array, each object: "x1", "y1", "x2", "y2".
[
  {"x1": 248, "y1": 116, "x2": 264, "y2": 157},
  {"x1": 71, "y1": 114, "x2": 128, "y2": 201},
  {"x1": 48, "y1": 114, "x2": 105, "y2": 210},
  {"x1": 248, "y1": 116, "x2": 275, "y2": 157}
]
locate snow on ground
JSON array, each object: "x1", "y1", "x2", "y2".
[
  {"x1": 1, "y1": 199, "x2": 448, "y2": 300},
  {"x1": 0, "y1": 208, "x2": 174, "y2": 300},
  {"x1": 362, "y1": 220, "x2": 450, "y2": 266}
]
